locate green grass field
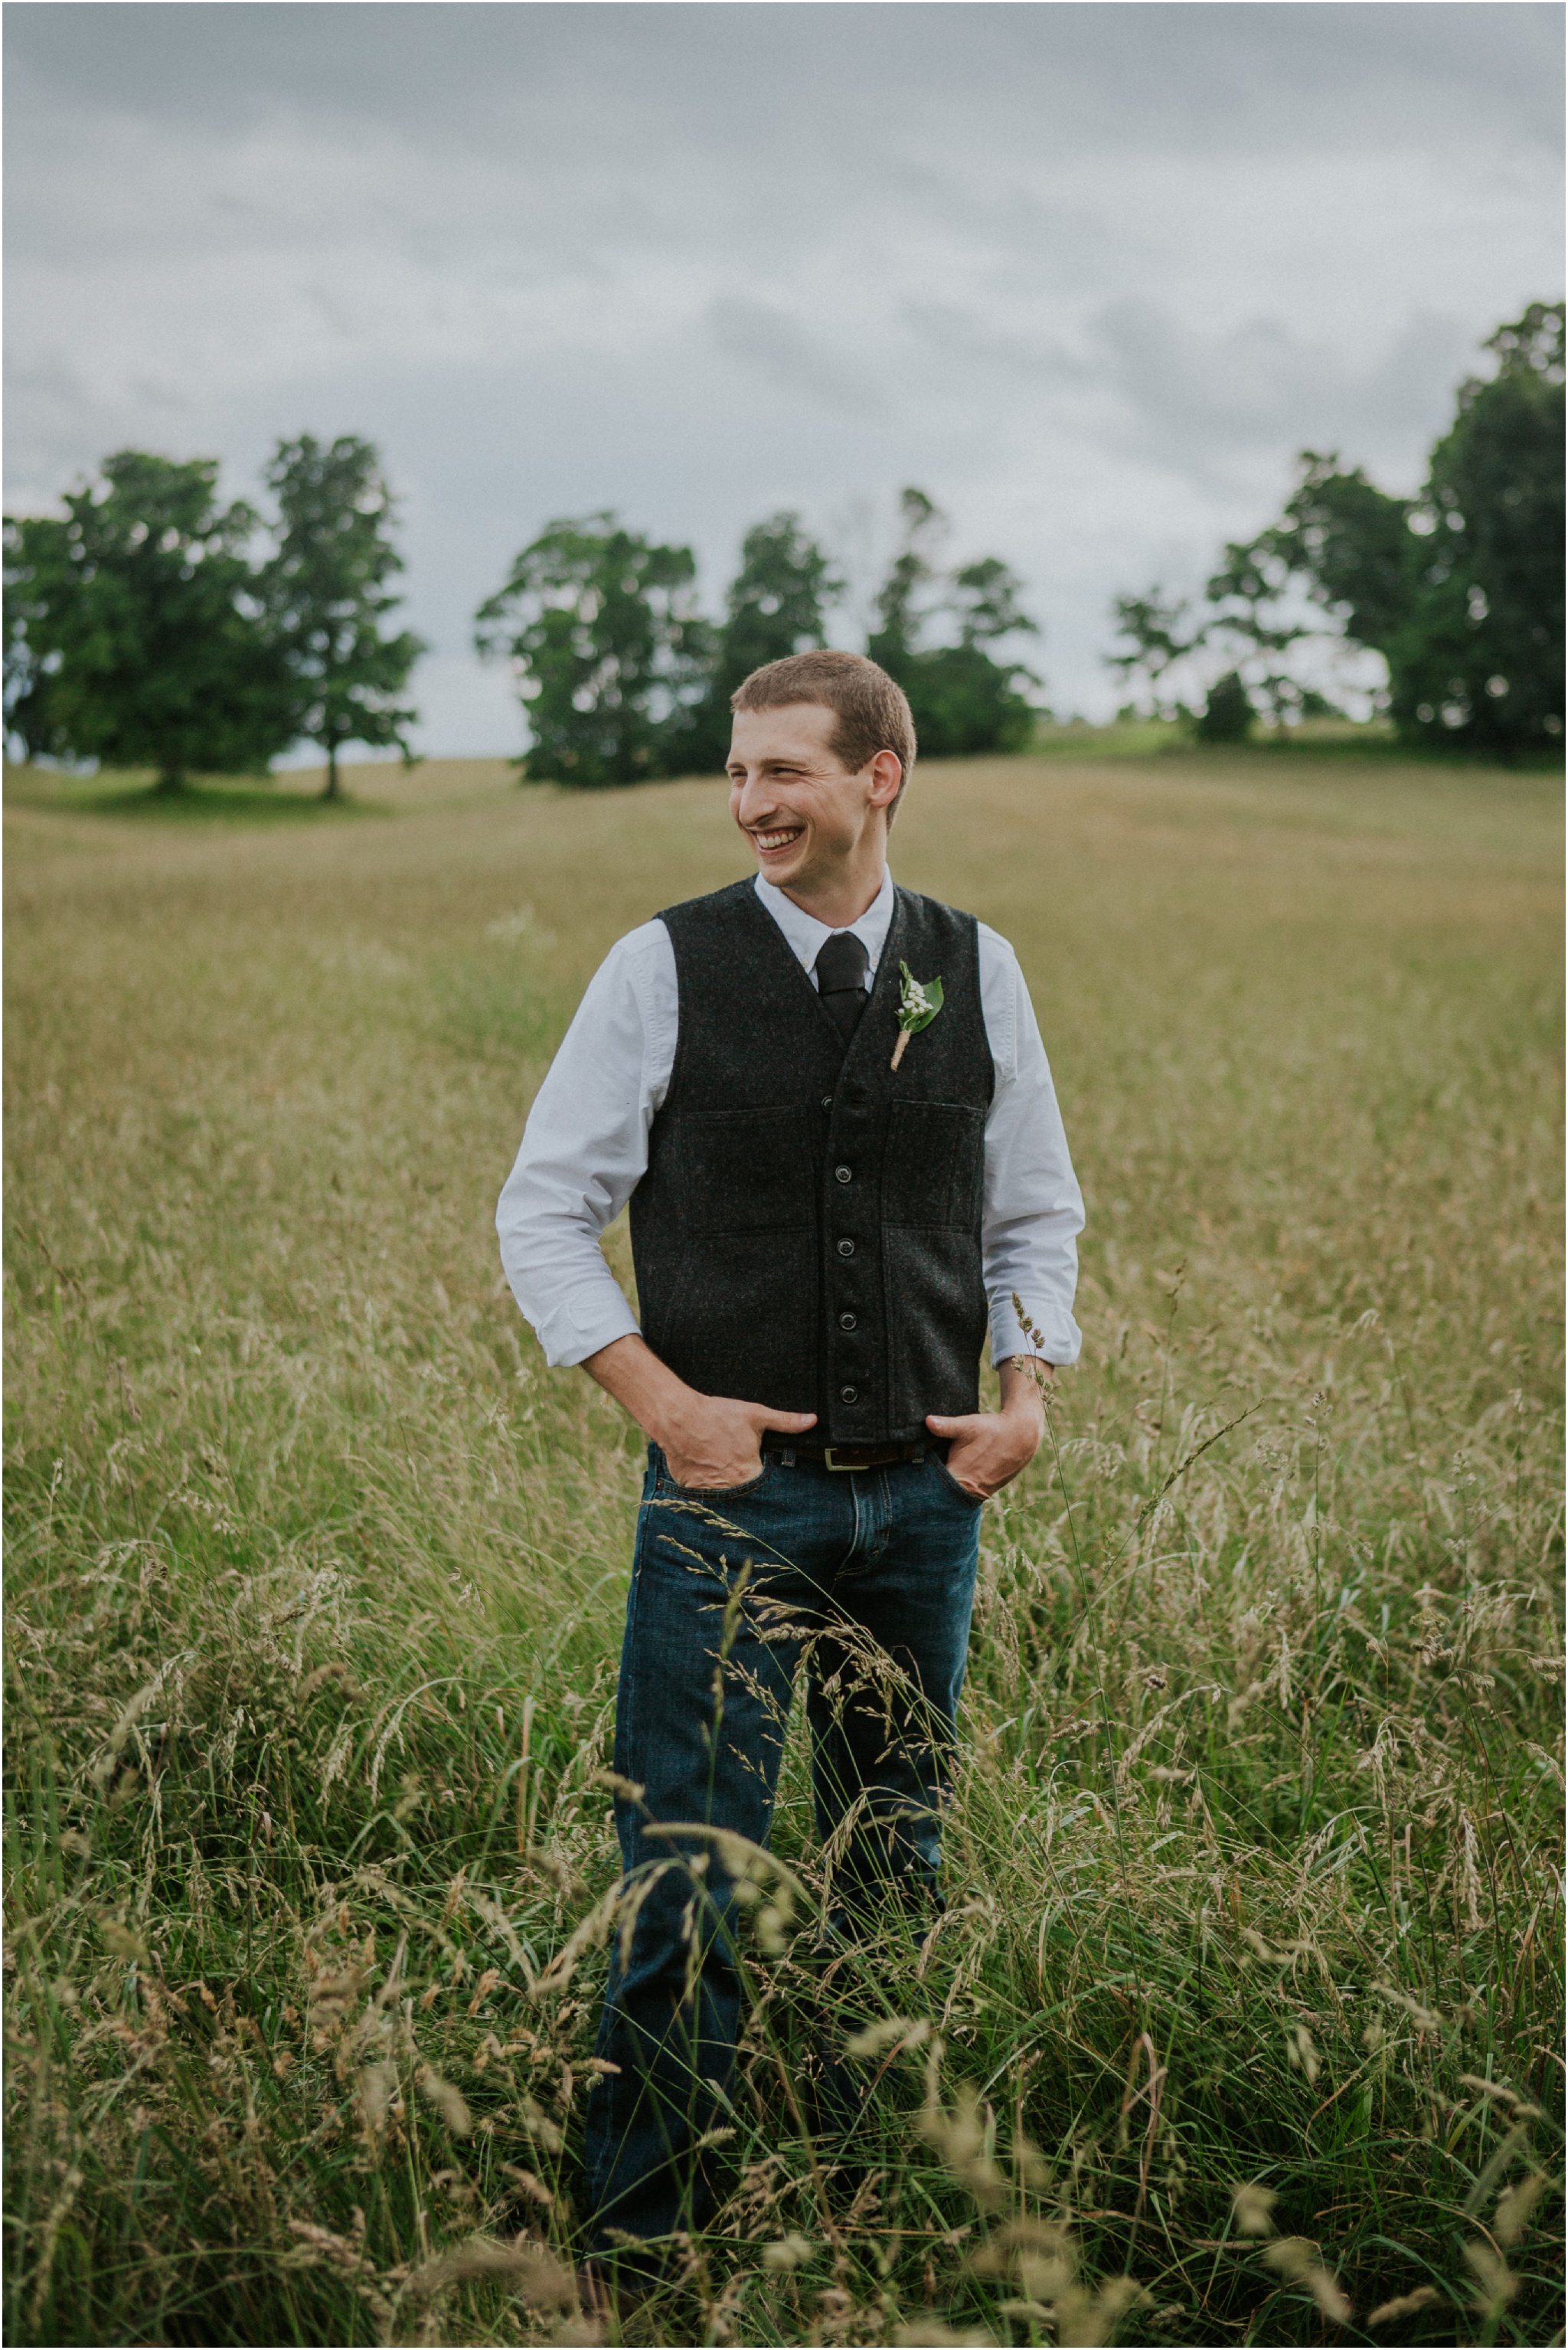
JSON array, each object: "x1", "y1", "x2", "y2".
[{"x1": 5, "y1": 747, "x2": 1563, "y2": 2348}]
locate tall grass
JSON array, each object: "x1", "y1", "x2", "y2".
[{"x1": 5, "y1": 750, "x2": 1562, "y2": 2347}]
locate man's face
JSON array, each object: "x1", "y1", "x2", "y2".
[{"x1": 727, "y1": 703, "x2": 899, "y2": 894}]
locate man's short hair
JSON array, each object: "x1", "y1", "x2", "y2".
[{"x1": 730, "y1": 650, "x2": 917, "y2": 818}]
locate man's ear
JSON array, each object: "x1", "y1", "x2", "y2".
[{"x1": 866, "y1": 750, "x2": 903, "y2": 809}]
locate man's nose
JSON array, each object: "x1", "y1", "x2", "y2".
[{"x1": 735, "y1": 776, "x2": 777, "y2": 825}]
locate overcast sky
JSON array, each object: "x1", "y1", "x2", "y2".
[{"x1": 6, "y1": 2, "x2": 1562, "y2": 752}]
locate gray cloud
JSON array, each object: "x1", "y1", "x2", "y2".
[
  {"x1": 11, "y1": 5, "x2": 1561, "y2": 152},
  {"x1": 1083, "y1": 301, "x2": 1479, "y2": 485},
  {"x1": 707, "y1": 299, "x2": 886, "y2": 418},
  {"x1": 5, "y1": 2, "x2": 1560, "y2": 743}
]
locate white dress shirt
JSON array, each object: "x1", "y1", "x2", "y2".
[{"x1": 497, "y1": 868, "x2": 1084, "y2": 1374}]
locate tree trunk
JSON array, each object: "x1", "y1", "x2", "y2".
[
  {"x1": 321, "y1": 743, "x2": 342, "y2": 802},
  {"x1": 152, "y1": 766, "x2": 186, "y2": 796}
]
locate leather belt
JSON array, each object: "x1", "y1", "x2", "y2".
[{"x1": 767, "y1": 1440, "x2": 930, "y2": 1472}]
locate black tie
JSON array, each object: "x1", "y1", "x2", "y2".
[{"x1": 815, "y1": 932, "x2": 870, "y2": 1043}]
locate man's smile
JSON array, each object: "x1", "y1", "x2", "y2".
[{"x1": 749, "y1": 823, "x2": 805, "y2": 856}]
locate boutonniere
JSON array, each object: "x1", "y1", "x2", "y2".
[{"x1": 891, "y1": 960, "x2": 944, "y2": 1069}]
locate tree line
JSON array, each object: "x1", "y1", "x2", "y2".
[
  {"x1": 5, "y1": 302, "x2": 1560, "y2": 792},
  {"x1": 1109, "y1": 302, "x2": 1565, "y2": 757},
  {"x1": 475, "y1": 485, "x2": 1040, "y2": 787},
  {"x1": 4, "y1": 459, "x2": 1039, "y2": 794},
  {"x1": 5, "y1": 438, "x2": 423, "y2": 798}
]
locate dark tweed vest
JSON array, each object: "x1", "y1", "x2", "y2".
[{"x1": 629, "y1": 879, "x2": 993, "y2": 1445}]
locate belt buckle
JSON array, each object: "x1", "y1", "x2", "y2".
[{"x1": 823, "y1": 1446, "x2": 861, "y2": 1472}]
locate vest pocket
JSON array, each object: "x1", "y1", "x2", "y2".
[
  {"x1": 674, "y1": 1107, "x2": 817, "y2": 1232},
  {"x1": 882, "y1": 1100, "x2": 986, "y2": 1227}
]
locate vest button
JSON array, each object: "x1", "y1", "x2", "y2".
[
  {"x1": 838, "y1": 1311, "x2": 857, "y2": 1331},
  {"x1": 835, "y1": 1164, "x2": 852, "y2": 1184},
  {"x1": 821, "y1": 1096, "x2": 833, "y2": 1110},
  {"x1": 837, "y1": 1238, "x2": 854, "y2": 1258},
  {"x1": 840, "y1": 1385, "x2": 858, "y2": 1404}
]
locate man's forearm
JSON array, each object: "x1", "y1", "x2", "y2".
[{"x1": 580, "y1": 1332, "x2": 691, "y2": 1447}]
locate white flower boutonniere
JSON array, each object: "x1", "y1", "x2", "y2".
[{"x1": 891, "y1": 959, "x2": 944, "y2": 1069}]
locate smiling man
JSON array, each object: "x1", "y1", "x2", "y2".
[{"x1": 496, "y1": 648, "x2": 1083, "y2": 2293}]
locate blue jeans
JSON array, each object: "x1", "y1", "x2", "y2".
[{"x1": 582, "y1": 1441, "x2": 982, "y2": 2258}]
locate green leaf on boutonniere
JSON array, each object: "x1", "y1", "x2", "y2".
[{"x1": 891, "y1": 961, "x2": 944, "y2": 1068}]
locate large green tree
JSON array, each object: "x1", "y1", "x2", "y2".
[
  {"x1": 4, "y1": 450, "x2": 289, "y2": 790},
  {"x1": 1109, "y1": 303, "x2": 1565, "y2": 755},
  {"x1": 868, "y1": 489, "x2": 1042, "y2": 757},
  {"x1": 690, "y1": 512, "x2": 842, "y2": 767},
  {"x1": 475, "y1": 515, "x2": 712, "y2": 786},
  {"x1": 1263, "y1": 311, "x2": 1565, "y2": 753},
  {"x1": 260, "y1": 434, "x2": 423, "y2": 800},
  {"x1": 1387, "y1": 302, "x2": 1564, "y2": 754}
]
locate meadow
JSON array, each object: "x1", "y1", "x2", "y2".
[{"x1": 4, "y1": 744, "x2": 1562, "y2": 2349}]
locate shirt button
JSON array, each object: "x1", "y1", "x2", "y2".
[
  {"x1": 821, "y1": 1096, "x2": 833, "y2": 1111},
  {"x1": 840, "y1": 1385, "x2": 858, "y2": 1404},
  {"x1": 837, "y1": 1239, "x2": 854, "y2": 1258},
  {"x1": 838, "y1": 1311, "x2": 857, "y2": 1331},
  {"x1": 835, "y1": 1165, "x2": 852, "y2": 1184}
]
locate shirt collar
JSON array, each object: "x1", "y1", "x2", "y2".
[{"x1": 752, "y1": 865, "x2": 895, "y2": 979}]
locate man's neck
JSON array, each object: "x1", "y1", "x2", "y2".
[{"x1": 774, "y1": 858, "x2": 888, "y2": 931}]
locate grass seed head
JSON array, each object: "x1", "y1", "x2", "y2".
[
  {"x1": 414, "y1": 2064, "x2": 472, "y2": 2137},
  {"x1": 974, "y1": 2220, "x2": 1077, "y2": 2306},
  {"x1": 501, "y1": 2163, "x2": 554, "y2": 2206},
  {"x1": 1263, "y1": 2237, "x2": 1351, "y2": 2325},
  {"x1": 1286, "y1": 2024, "x2": 1320, "y2": 2084},
  {"x1": 518, "y1": 2093, "x2": 564, "y2": 2153},
  {"x1": 356, "y1": 2057, "x2": 400, "y2": 2139},
  {"x1": 1054, "y1": 2276, "x2": 1148, "y2": 2348},
  {"x1": 844, "y1": 2015, "x2": 929, "y2": 2059},
  {"x1": 761, "y1": 2232, "x2": 816, "y2": 2273},
  {"x1": 308, "y1": 1963, "x2": 368, "y2": 2025},
  {"x1": 1464, "y1": 2239, "x2": 1520, "y2": 2318},
  {"x1": 920, "y1": 2083, "x2": 1007, "y2": 2208},
  {"x1": 1230, "y1": 2181, "x2": 1278, "y2": 2237},
  {"x1": 1367, "y1": 2284, "x2": 1442, "y2": 2325},
  {"x1": 410, "y1": 2238, "x2": 576, "y2": 2306},
  {"x1": 1494, "y1": 2169, "x2": 1547, "y2": 2246}
]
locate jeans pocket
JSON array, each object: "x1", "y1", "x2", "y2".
[
  {"x1": 654, "y1": 1447, "x2": 774, "y2": 1502},
  {"x1": 932, "y1": 1454, "x2": 985, "y2": 1508}
]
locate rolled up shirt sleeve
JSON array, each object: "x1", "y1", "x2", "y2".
[
  {"x1": 495, "y1": 920, "x2": 676, "y2": 1368},
  {"x1": 978, "y1": 927, "x2": 1085, "y2": 1368}
]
